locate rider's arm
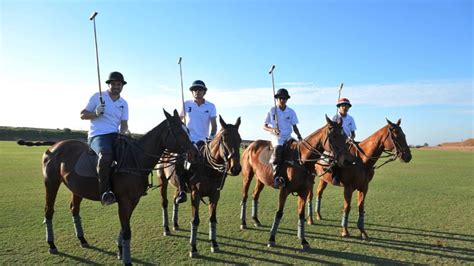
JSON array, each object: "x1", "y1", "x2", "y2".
[
  {"x1": 80, "y1": 109, "x2": 97, "y2": 120},
  {"x1": 120, "y1": 120, "x2": 129, "y2": 134},
  {"x1": 292, "y1": 125, "x2": 303, "y2": 140},
  {"x1": 210, "y1": 117, "x2": 217, "y2": 137}
]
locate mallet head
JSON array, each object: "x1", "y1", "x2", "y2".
[
  {"x1": 268, "y1": 64, "x2": 276, "y2": 75},
  {"x1": 89, "y1": 11, "x2": 98, "y2": 20},
  {"x1": 178, "y1": 57, "x2": 182, "y2": 64}
]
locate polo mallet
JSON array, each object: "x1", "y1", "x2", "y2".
[
  {"x1": 336, "y1": 82, "x2": 344, "y2": 117},
  {"x1": 89, "y1": 11, "x2": 104, "y2": 106},
  {"x1": 268, "y1": 64, "x2": 279, "y2": 131},
  {"x1": 178, "y1": 57, "x2": 186, "y2": 125}
]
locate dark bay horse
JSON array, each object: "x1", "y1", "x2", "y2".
[
  {"x1": 156, "y1": 115, "x2": 242, "y2": 258},
  {"x1": 308, "y1": 118, "x2": 412, "y2": 239},
  {"x1": 18, "y1": 110, "x2": 198, "y2": 265},
  {"x1": 240, "y1": 116, "x2": 355, "y2": 249}
]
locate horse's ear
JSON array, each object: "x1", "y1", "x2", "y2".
[
  {"x1": 396, "y1": 118, "x2": 401, "y2": 126},
  {"x1": 163, "y1": 109, "x2": 172, "y2": 120},
  {"x1": 386, "y1": 117, "x2": 394, "y2": 126},
  {"x1": 235, "y1": 117, "x2": 241, "y2": 128},
  {"x1": 173, "y1": 109, "x2": 180, "y2": 119},
  {"x1": 219, "y1": 115, "x2": 227, "y2": 129},
  {"x1": 325, "y1": 114, "x2": 335, "y2": 127}
]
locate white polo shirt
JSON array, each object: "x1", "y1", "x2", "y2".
[
  {"x1": 84, "y1": 91, "x2": 129, "y2": 138},
  {"x1": 264, "y1": 106, "x2": 299, "y2": 146},
  {"x1": 332, "y1": 113, "x2": 356, "y2": 138},
  {"x1": 181, "y1": 99, "x2": 217, "y2": 143}
]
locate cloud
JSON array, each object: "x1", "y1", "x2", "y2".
[{"x1": 209, "y1": 79, "x2": 473, "y2": 108}]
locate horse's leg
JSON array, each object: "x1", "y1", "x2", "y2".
[
  {"x1": 252, "y1": 179, "x2": 265, "y2": 227},
  {"x1": 69, "y1": 194, "x2": 88, "y2": 247},
  {"x1": 209, "y1": 192, "x2": 220, "y2": 253},
  {"x1": 267, "y1": 189, "x2": 290, "y2": 247},
  {"x1": 160, "y1": 175, "x2": 171, "y2": 236},
  {"x1": 172, "y1": 190, "x2": 180, "y2": 231},
  {"x1": 298, "y1": 192, "x2": 310, "y2": 250},
  {"x1": 117, "y1": 199, "x2": 139, "y2": 265},
  {"x1": 306, "y1": 182, "x2": 314, "y2": 225},
  {"x1": 43, "y1": 173, "x2": 61, "y2": 254},
  {"x1": 357, "y1": 188, "x2": 369, "y2": 240},
  {"x1": 240, "y1": 168, "x2": 253, "y2": 229},
  {"x1": 315, "y1": 180, "x2": 328, "y2": 221},
  {"x1": 341, "y1": 186, "x2": 353, "y2": 238},
  {"x1": 189, "y1": 191, "x2": 200, "y2": 258}
]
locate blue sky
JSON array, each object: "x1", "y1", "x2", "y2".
[{"x1": 1, "y1": 0, "x2": 472, "y2": 145}]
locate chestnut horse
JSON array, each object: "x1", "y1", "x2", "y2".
[
  {"x1": 308, "y1": 118, "x2": 412, "y2": 239},
  {"x1": 18, "y1": 110, "x2": 198, "y2": 265},
  {"x1": 156, "y1": 116, "x2": 242, "y2": 258},
  {"x1": 240, "y1": 116, "x2": 355, "y2": 249}
]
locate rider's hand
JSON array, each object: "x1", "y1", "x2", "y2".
[
  {"x1": 297, "y1": 135, "x2": 303, "y2": 141},
  {"x1": 207, "y1": 134, "x2": 215, "y2": 141},
  {"x1": 272, "y1": 128, "x2": 280, "y2": 135},
  {"x1": 95, "y1": 104, "x2": 105, "y2": 117}
]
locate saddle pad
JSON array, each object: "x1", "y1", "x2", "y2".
[
  {"x1": 257, "y1": 146, "x2": 273, "y2": 167},
  {"x1": 74, "y1": 151, "x2": 98, "y2": 178}
]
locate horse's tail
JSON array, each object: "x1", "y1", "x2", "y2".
[{"x1": 17, "y1": 140, "x2": 57, "y2": 146}]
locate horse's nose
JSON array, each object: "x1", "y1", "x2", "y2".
[
  {"x1": 403, "y1": 152, "x2": 412, "y2": 162},
  {"x1": 230, "y1": 165, "x2": 242, "y2": 176}
]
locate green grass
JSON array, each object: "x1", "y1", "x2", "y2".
[{"x1": 1, "y1": 140, "x2": 473, "y2": 264}]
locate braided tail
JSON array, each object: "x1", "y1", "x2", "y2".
[{"x1": 17, "y1": 140, "x2": 56, "y2": 146}]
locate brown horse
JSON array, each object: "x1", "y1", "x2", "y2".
[
  {"x1": 240, "y1": 116, "x2": 355, "y2": 249},
  {"x1": 156, "y1": 115, "x2": 242, "y2": 258},
  {"x1": 18, "y1": 110, "x2": 198, "y2": 265},
  {"x1": 308, "y1": 118, "x2": 412, "y2": 240}
]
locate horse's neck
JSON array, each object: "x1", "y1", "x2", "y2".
[
  {"x1": 137, "y1": 123, "x2": 166, "y2": 168},
  {"x1": 300, "y1": 127, "x2": 325, "y2": 161},
  {"x1": 358, "y1": 127, "x2": 389, "y2": 168},
  {"x1": 209, "y1": 132, "x2": 226, "y2": 162}
]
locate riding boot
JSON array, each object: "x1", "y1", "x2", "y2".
[
  {"x1": 97, "y1": 152, "x2": 116, "y2": 205},
  {"x1": 174, "y1": 162, "x2": 188, "y2": 204},
  {"x1": 332, "y1": 166, "x2": 341, "y2": 186},
  {"x1": 271, "y1": 145, "x2": 285, "y2": 189}
]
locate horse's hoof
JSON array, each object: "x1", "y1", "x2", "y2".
[
  {"x1": 173, "y1": 226, "x2": 180, "y2": 231},
  {"x1": 211, "y1": 246, "x2": 220, "y2": 253},
  {"x1": 240, "y1": 224, "x2": 247, "y2": 230},
  {"x1": 307, "y1": 219, "x2": 314, "y2": 225},
  {"x1": 48, "y1": 248, "x2": 58, "y2": 254},
  {"x1": 301, "y1": 243, "x2": 311, "y2": 250},
  {"x1": 124, "y1": 263, "x2": 132, "y2": 266},
  {"x1": 341, "y1": 232, "x2": 350, "y2": 238},
  {"x1": 80, "y1": 242, "x2": 90, "y2": 248},
  {"x1": 267, "y1": 241, "x2": 276, "y2": 248},
  {"x1": 316, "y1": 214, "x2": 322, "y2": 220},
  {"x1": 189, "y1": 251, "x2": 198, "y2": 258},
  {"x1": 163, "y1": 231, "x2": 171, "y2": 236},
  {"x1": 360, "y1": 232, "x2": 369, "y2": 241},
  {"x1": 117, "y1": 253, "x2": 122, "y2": 260}
]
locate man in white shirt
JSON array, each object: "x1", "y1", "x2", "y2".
[
  {"x1": 80, "y1": 71, "x2": 129, "y2": 205},
  {"x1": 263, "y1": 88, "x2": 302, "y2": 189},
  {"x1": 331, "y1": 97, "x2": 356, "y2": 185},
  {"x1": 175, "y1": 80, "x2": 217, "y2": 203}
]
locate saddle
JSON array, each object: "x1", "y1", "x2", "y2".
[
  {"x1": 257, "y1": 139, "x2": 299, "y2": 167},
  {"x1": 74, "y1": 150, "x2": 99, "y2": 178}
]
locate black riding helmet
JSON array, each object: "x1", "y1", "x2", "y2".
[
  {"x1": 189, "y1": 80, "x2": 207, "y2": 91},
  {"x1": 106, "y1": 71, "x2": 127, "y2": 85},
  {"x1": 274, "y1": 88, "x2": 290, "y2": 99}
]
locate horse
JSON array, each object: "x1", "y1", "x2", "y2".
[
  {"x1": 17, "y1": 109, "x2": 198, "y2": 265},
  {"x1": 156, "y1": 115, "x2": 242, "y2": 258},
  {"x1": 239, "y1": 115, "x2": 355, "y2": 249},
  {"x1": 308, "y1": 118, "x2": 412, "y2": 240}
]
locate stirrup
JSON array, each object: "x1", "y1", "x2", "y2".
[
  {"x1": 273, "y1": 176, "x2": 285, "y2": 189},
  {"x1": 101, "y1": 191, "x2": 116, "y2": 206},
  {"x1": 175, "y1": 191, "x2": 187, "y2": 204}
]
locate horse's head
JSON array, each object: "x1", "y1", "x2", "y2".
[
  {"x1": 384, "y1": 118, "x2": 412, "y2": 162},
  {"x1": 163, "y1": 109, "x2": 199, "y2": 163},
  {"x1": 324, "y1": 115, "x2": 356, "y2": 167},
  {"x1": 215, "y1": 115, "x2": 242, "y2": 176}
]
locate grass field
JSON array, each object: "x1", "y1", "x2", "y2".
[{"x1": 1, "y1": 140, "x2": 473, "y2": 264}]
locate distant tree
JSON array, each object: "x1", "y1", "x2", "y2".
[
  {"x1": 63, "y1": 128, "x2": 71, "y2": 133},
  {"x1": 423, "y1": 142, "x2": 429, "y2": 147}
]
